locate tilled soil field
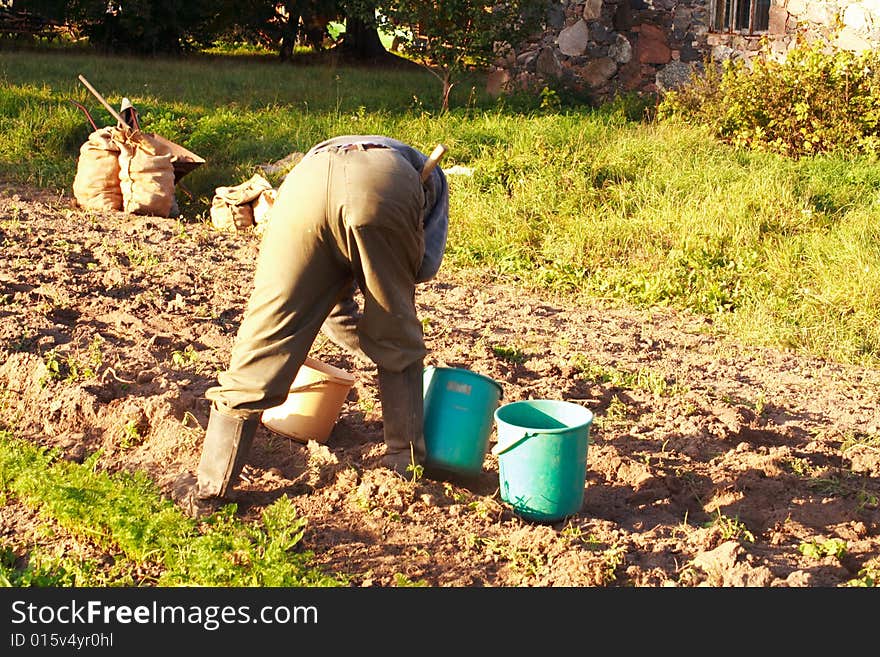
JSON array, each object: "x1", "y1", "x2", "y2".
[{"x1": 2, "y1": 182, "x2": 879, "y2": 587}]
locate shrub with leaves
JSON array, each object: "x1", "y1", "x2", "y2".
[
  {"x1": 373, "y1": 0, "x2": 547, "y2": 112},
  {"x1": 657, "y1": 39, "x2": 880, "y2": 158}
]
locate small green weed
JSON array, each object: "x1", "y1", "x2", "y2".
[
  {"x1": 560, "y1": 523, "x2": 585, "y2": 542},
  {"x1": 599, "y1": 395, "x2": 629, "y2": 430},
  {"x1": 87, "y1": 334, "x2": 104, "y2": 368},
  {"x1": 798, "y1": 537, "x2": 847, "y2": 561},
  {"x1": 479, "y1": 537, "x2": 546, "y2": 578},
  {"x1": 491, "y1": 344, "x2": 526, "y2": 364},
  {"x1": 704, "y1": 511, "x2": 755, "y2": 543},
  {"x1": 352, "y1": 491, "x2": 373, "y2": 513},
  {"x1": 539, "y1": 86, "x2": 561, "y2": 112},
  {"x1": 641, "y1": 438, "x2": 670, "y2": 468},
  {"x1": 856, "y1": 489, "x2": 879, "y2": 512},
  {"x1": 571, "y1": 355, "x2": 681, "y2": 396},
  {"x1": 786, "y1": 456, "x2": 816, "y2": 477},
  {"x1": 173, "y1": 219, "x2": 191, "y2": 241},
  {"x1": 560, "y1": 523, "x2": 604, "y2": 549},
  {"x1": 393, "y1": 573, "x2": 429, "y2": 587},
  {"x1": 171, "y1": 345, "x2": 201, "y2": 370},
  {"x1": 39, "y1": 348, "x2": 63, "y2": 386},
  {"x1": 406, "y1": 459, "x2": 424, "y2": 484},
  {"x1": 443, "y1": 482, "x2": 470, "y2": 504},
  {"x1": 64, "y1": 355, "x2": 95, "y2": 383},
  {"x1": 597, "y1": 544, "x2": 626, "y2": 585},
  {"x1": 809, "y1": 474, "x2": 850, "y2": 496},
  {"x1": 39, "y1": 340, "x2": 104, "y2": 387},
  {"x1": 120, "y1": 419, "x2": 144, "y2": 450},
  {"x1": 124, "y1": 241, "x2": 161, "y2": 269},
  {"x1": 466, "y1": 500, "x2": 492, "y2": 520},
  {"x1": 0, "y1": 541, "x2": 141, "y2": 587},
  {"x1": 750, "y1": 391, "x2": 767, "y2": 417},
  {"x1": 9, "y1": 331, "x2": 33, "y2": 353},
  {"x1": 841, "y1": 432, "x2": 880, "y2": 458},
  {"x1": 786, "y1": 446, "x2": 863, "y2": 496},
  {"x1": 844, "y1": 560, "x2": 880, "y2": 587},
  {"x1": 181, "y1": 411, "x2": 203, "y2": 431}
]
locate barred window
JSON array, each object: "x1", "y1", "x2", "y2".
[{"x1": 710, "y1": 0, "x2": 771, "y2": 34}]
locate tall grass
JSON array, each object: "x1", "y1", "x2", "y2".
[
  {"x1": 445, "y1": 116, "x2": 880, "y2": 363},
  {"x1": 2, "y1": 49, "x2": 880, "y2": 366}
]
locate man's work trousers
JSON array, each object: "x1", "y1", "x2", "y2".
[{"x1": 206, "y1": 145, "x2": 427, "y2": 415}]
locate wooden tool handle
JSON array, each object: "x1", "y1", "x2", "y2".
[
  {"x1": 421, "y1": 144, "x2": 448, "y2": 183},
  {"x1": 77, "y1": 74, "x2": 127, "y2": 127}
]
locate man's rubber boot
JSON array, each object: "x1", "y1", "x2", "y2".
[
  {"x1": 320, "y1": 283, "x2": 371, "y2": 364},
  {"x1": 172, "y1": 405, "x2": 259, "y2": 518},
  {"x1": 377, "y1": 359, "x2": 426, "y2": 477}
]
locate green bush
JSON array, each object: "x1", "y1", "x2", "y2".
[{"x1": 657, "y1": 39, "x2": 880, "y2": 158}]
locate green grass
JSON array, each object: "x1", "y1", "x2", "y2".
[
  {"x1": 2, "y1": 48, "x2": 880, "y2": 368},
  {"x1": 0, "y1": 431, "x2": 344, "y2": 587},
  {"x1": 0, "y1": 49, "x2": 491, "y2": 201},
  {"x1": 3, "y1": 46, "x2": 880, "y2": 588}
]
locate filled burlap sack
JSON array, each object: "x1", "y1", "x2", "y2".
[
  {"x1": 210, "y1": 195, "x2": 255, "y2": 232},
  {"x1": 210, "y1": 174, "x2": 273, "y2": 232},
  {"x1": 253, "y1": 188, "x2": 276, "y2": 227},
  {"x1": 72, "y1": 127, "x2": 123, "y2": 212},
  {"x1": 114, "y1": 129, "x2": 176, "y2": 217}
]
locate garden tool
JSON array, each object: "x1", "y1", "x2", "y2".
[{"x1": 421, "y1": 144, "x2": 447, "y2": 182}]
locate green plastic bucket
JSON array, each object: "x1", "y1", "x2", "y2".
[
  {"x1": 492, "y1": 400, "x2": 593, "y2": 522},
  {"x1": 423, "y1": 366, "x2": 503, "y2": 477}
]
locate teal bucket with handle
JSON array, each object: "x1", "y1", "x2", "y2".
[
  {"x1": 492, "y1": 400, "x2": 594, "y2": 522},
  {"x1": 423, "y1": 366, "x2": 503, "y2": 477}
]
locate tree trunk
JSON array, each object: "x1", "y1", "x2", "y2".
[
  {"x1": 278, "y1": 2, "x2": 303, "y2": 61},
  {"x1": 278, "y1": 19, "x2": 301, "y2": 61},
  {"x1": 337, "y1": 12, "x2": 386, "y2": 60},
  {"x1": 441, "y1": 73, "x2": 453, "y2": 114}
]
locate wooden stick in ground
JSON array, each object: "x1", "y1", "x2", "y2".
[
  {"x1": 421, "y1": 144, "x2": 448, "y2": 183},
  {"x1": 77, "y1": 75, "x2": 127, "y2": 127}
]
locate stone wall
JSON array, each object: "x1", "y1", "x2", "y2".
[{"x1": 489, "y1": 0, "x2": 880, "y2": 103}]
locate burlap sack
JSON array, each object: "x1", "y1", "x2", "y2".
[
  {"x1": 210, "y1": 174, "x2": 273, "y2": 232},
  {"x1": 114, "y1": 129, "x2": 176, "y2": 217},
  {"x1": 72, "y1": 128, "x2": 123, "y2": 212},
  {"x1": 210, "y1": 195, "x2": 255, "y2": 232},
  {"x1": 253, "y1": 188, "x2": 276, "y2": 224},
  {"x1": 253, "y1": 188, "x2": 277, "y2": 237}
]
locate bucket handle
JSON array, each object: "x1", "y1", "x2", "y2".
[
  {"x1": 288, "y1": 374, "x2": 353, "y2": 394},
  {"x1": 289, "y1": 381, "x2": 327, "y2": 394},
  {"x1": 491, "y1": 432, "x2": 538, "y2": 457}
]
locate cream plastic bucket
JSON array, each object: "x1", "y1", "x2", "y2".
[{"x1": 261, "y1": 357, "x2": 356, "y2": 443}]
